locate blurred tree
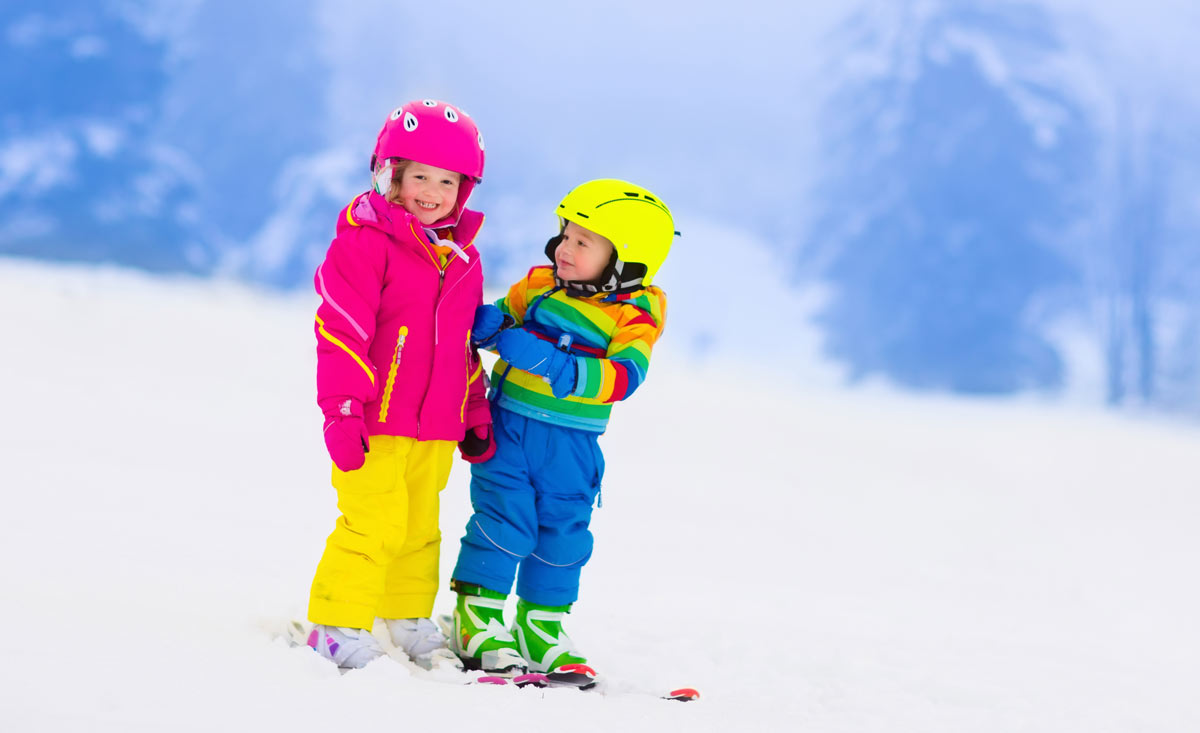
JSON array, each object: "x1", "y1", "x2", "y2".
[
  {"x1": 1101, "y1": 110, "x2": 1200, "y2": 411},
  {"x1": 807, "y1": 1, "x2": 1094, "y2": 393}
]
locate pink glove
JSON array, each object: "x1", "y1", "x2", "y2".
[
  {"x1": 323, "y1": 398, "x2": 370, "y2": 472},
  {"x1": 458, "y1": 425, "x2": 496, "y2": 464}
]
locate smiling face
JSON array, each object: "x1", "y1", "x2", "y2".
[
  {"x1": 391, "y1": 161, "x2": 462, "y2": 225},
  {"x1": 555, "y1": 220, "x2": 615, "y2": 282}
]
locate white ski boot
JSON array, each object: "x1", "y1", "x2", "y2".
[
  {"x1": 385, "y1": 617, "x2": 463, "y2": 672},
  {"x1": 306, "y1": 624, "x2": 385, "y2": 670}
]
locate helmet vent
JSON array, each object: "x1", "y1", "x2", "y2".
[
  {"x1": 422, "y1": 99, "x2": 438, "y2": 107},
  {"x1": 575, "y1": 211, "x2": 590, "y2": 219},
  {"x1": 444, "y1": 106, "x2": 459, "y2": 122},
  {"x1": 624, "y1": 192, "x2": 640, "y2": 197},
  {"x1": 644, "y1": 195, "x2": 658, "y2": 203},
  {"x1": 403, "y1": 112, "x2": 418, "y2": 131}
]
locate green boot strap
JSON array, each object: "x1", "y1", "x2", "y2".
[
  {"x1": 517, "y1": 599, "x2": 572, "y2": 613},
  {"x1": 450, "y1": 579, "x2": 507, "y2": 600}
]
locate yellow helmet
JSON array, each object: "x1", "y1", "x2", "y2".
[{"x1": 554, "y1": 178, "x2": 676, "y2": 289}]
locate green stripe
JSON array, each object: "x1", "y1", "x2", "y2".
[
  {"x1": 582, "y1": 358, "x2": 604, "y2": 398},
  {"x1": 611, "y1": 341, "x2": 650, "y2": 370},
  {"x1": 540, "y1": 297, "x2": 610, "y2": 340},
  {"x1": 501, "y1": 379, "x2": 613, "y2": 419}
]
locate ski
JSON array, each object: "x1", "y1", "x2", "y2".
[
  {"x1": 278, "y1": 619, "x2": 697, "y2": 700},
  {"x1": 545, "y1": 662, "x2": 598, "y2": 689},
  {"x1": 663, "y1": 687, "x2": 700, "y2": 702},
  {"x1": 278, "y1": 619, "x2": 544, "y2": 687}
]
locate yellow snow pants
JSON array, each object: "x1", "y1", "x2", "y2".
[{"x1": 308, "y1": 435, "x2": 455, "y2": 630}]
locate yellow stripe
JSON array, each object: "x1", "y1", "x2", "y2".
[
  {"x1": 460, "y1": 335, "x2": 476, "y2": 421},
  {"x1": 378, "y1": 325, "x2": 408, "y2": 422},
  {"x1": 345, "y1": 198, "x2": 360, "y2": 227},
  {"x1": 316, "y1": 315, "x2": 375, "y2": 385},
  {"x1": 598, "y1": 361, "x2": 616, "y2": 399},
  {"x1": 408, "y1": 220, "x2": 444, "y2": 271}
]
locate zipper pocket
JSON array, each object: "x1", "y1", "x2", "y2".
[{"x1": 378, "y1": 325, "x2": 408, "y2": 422}]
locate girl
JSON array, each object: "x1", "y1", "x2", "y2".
[{"x1": 305, "y1": 99, "x2": 497, "y2": 670}]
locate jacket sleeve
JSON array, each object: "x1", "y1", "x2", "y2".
[
  {"x1": 570, "y1": 288, "x2": 668, "y2": 404},
  {"x1": 495, "y1": 269, "x2": 536, "y2": 326},
  {"x1": 313, "y1": 228, "x2": 385, "y2": 414},
  {"x1": 462, "y1": 285, "x2": 493, "y2": 429},
  {"x1": 463, "y1": 347, "x2": 492, "y2": 430}
]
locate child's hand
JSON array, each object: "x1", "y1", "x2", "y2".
[
  {"x1": 496, "y1": 328, "x2": 576, "y2": 398},
  {"x1": 323, "y1": 399, "x2": 370, "y2": 472},
  {"x1": 458, "y1": 424, "x2": 497, "y2": 463},
  {"x1": 471, "y1": 305, "x2": 513, "y2": 350}
]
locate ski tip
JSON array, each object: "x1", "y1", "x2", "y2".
[
  {"x1": 555, "y1": 663, "x2": 596, "y2": 679},
  {"x1": 476, "y1": 675, "x2": 509, "y2": 686},
  {"x1": 664, "y1": 687, "x2": 700, "y2": 702}
]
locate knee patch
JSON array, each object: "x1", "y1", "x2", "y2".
[
  {"x1": 529, "y1": 525, "x2": 593, "y2": 568},
  {"x1": 467, "y1": 512, "x2": 536, "y2": 560}
]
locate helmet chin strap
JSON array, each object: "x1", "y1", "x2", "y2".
[{"x1": 544, "y1": 234, "x2": 646, "y2": 296}]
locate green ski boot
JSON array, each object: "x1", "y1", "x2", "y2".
[
  {"x1": 448, "y1": 582, "x2": 526, "y2": 675},
  {"x1": 511, "y1": 598, "x2": 596, "y2": 687}
]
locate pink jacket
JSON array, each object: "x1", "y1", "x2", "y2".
[{"x1": 314, "y1": 190, "x2": 490, "y2": 441}]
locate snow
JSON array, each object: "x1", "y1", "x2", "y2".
[{"x1": 2, "y1": 258, "x2": 1198, "y2": 732}]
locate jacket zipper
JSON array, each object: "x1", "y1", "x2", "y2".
[
  {"x1": 378, "y1": 325, "x2": 408, "y2": 423},
  {"x1": 415, "y1": 267, "x2": 446, "y2": 438}
]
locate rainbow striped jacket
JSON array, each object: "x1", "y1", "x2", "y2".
[{"x1": 490, "y1": 266, "x2": 667, "y2": 432}]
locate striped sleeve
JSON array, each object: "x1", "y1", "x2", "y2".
[
  {"x1": 495, "y1": 268, "x2": 537, "y2": 325},
  {"x1": 571, "y1": 288, "x2": 667, "y2": 404}
]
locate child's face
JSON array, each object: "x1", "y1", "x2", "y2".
[
  {"x1": 392, "y1": 162, "x2": 461, "y2": 225},
  {"x1": 556, "y1": 221, "x2": 614, "y2": 282}
]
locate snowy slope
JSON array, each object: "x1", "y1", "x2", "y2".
[{"x1": 1, "y1": 258, "x2": 1198, "y2": 732}]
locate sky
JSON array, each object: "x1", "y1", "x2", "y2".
[{"x1": 2, "y1": 0, "x2": 1199, "y2": 405}]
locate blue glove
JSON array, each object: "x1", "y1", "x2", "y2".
[
  {"x1": 471, "y1": 305, "x2": 512, "y2": 350},
  {"x1": 497, "y1": 328, "x2": 577, "y2": 398}
]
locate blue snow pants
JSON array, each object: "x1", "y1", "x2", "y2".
[{"x1": 452, "y1": 406, "x2": 604, "y2": 606}]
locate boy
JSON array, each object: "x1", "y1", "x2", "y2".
[{"x1": 448, "y1": 179, "x2": 675, "y2": 684}]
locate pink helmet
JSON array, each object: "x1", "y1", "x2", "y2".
[{"x1": 371, "y1": 99, "x2": 485, "y2": 213}]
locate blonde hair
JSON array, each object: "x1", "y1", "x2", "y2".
[
  {"x1": 383, "y1": 159, "x2": 412, "y2": 204},
  {"x1": 383, "y1": 159, "x2": 463, "y2": 205}
]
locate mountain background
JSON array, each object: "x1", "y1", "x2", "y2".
[{"x1": 3, "y1": 0, "x2": 1199, "y2": 410}]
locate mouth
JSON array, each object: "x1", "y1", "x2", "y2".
[{"x1": 415, "y1": 200, "x2": 440, "y2": 210}]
